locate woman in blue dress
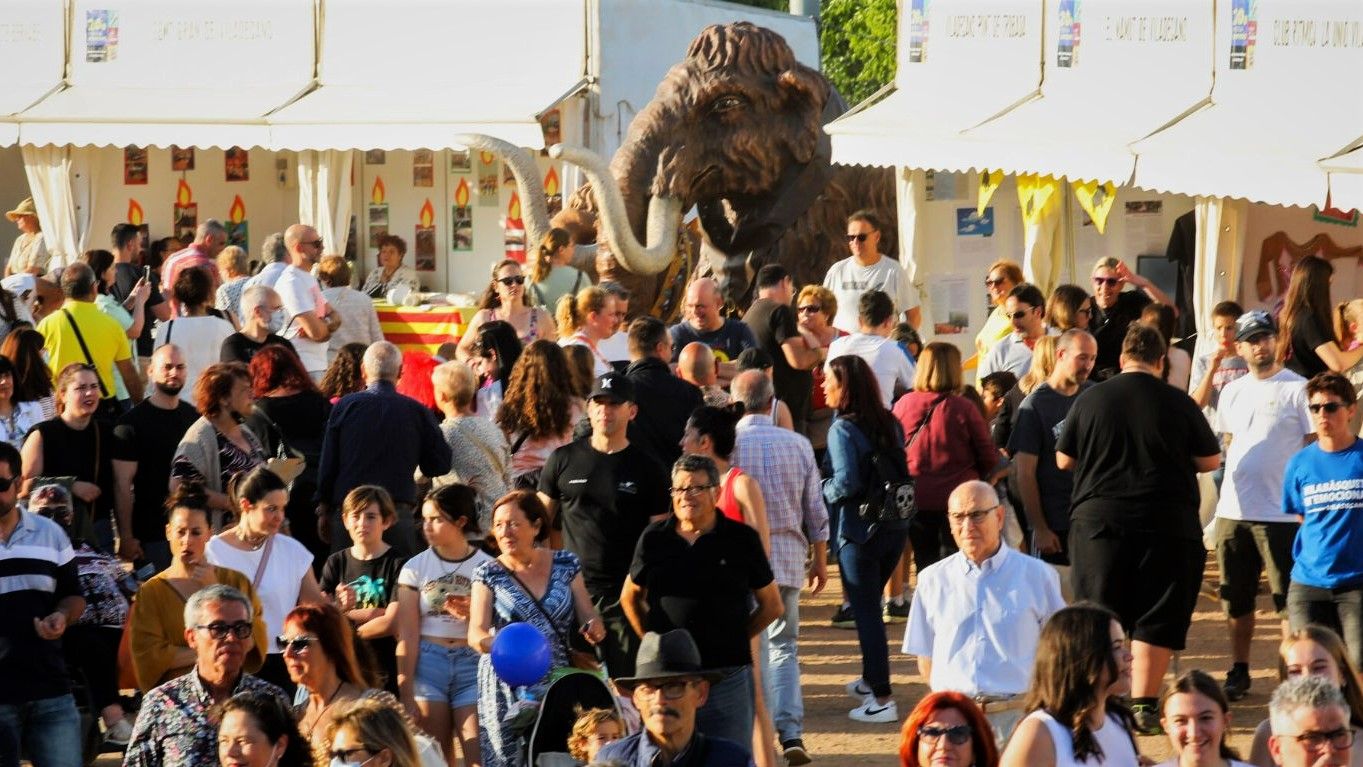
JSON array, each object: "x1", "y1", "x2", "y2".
[{"x1": 469, "y1": 489, "x2": 606, "y2": 766}]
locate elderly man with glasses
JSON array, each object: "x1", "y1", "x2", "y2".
[
  {"x1": 904, "y1": 480, "x2": 1064, "y2": 746},
  {"x1": 1269, "y1": 675, "x2": 1355, "y2": 766},
  {"x1": 124, "y1": 584, "x2": 286, "y2": 767}
]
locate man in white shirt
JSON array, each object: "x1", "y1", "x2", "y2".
[
  {"x1": 822, "y1": 210, "x2": 919, "y2": 333},
  {"x1": 1213, "y1": 309, "x2": 1312, "y2": 702},
  {"x1": 903, "y1": 480, "x2": 1064, "y2": 745},
  {"x1": 826, "y1": 290, "x2": 915, "y2": 409},
  {"x1": 273, "y1": 224, "x2": 341, "y2": 380},
  {"x1": 980, "y1": 284, "x2": 1055, "y2": 380}
]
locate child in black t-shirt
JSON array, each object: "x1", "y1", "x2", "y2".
[{"x1": 320, "y1": 485, "x2": 407, "y2": 692}]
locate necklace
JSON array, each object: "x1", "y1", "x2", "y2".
[
  {"x1": 235, "y1": 526, "x2": 268, "y2": 551},
  {"x1": 304, "y1": 680, "x2": 349, "y2": 739}
]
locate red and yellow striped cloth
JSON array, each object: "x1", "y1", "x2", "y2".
[{"x1": 375, "y1": 301, "x2": 468, "y2": 354}]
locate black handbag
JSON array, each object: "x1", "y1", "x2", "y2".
[{"x1": 857, "y1": 398, "x2": 941, "y2": 524}]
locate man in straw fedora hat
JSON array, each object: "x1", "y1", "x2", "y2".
[
  {"x1": 596, "y1": 629, "x2": 754, "y2": 767},
  {"x1": 5, "y1": 197, "x2": 50, "y2": 278}
]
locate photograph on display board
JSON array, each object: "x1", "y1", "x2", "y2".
[
  {"x1": 413, "y1": 150, "x2": 435, "y2": 187},
  {"x1": 124, "y1": 147, "x2": 148, "y2": 185},
  {"x1": 171, "y1": 146, "x2": 195, "y2": 171},
  {"x1": 174, "y1": 203, "x2": 197, "y2": 242},
  {"x1": 450, "y1": 150, "x2": 471, "y2": 173},
  {"x1": 225, "y1": 148, "x2": 250, "y2": 182},
  {"x1": 415, "y1": 229, "x2": 436, "y2": 271},
  {"x1": 365, "y1": 149, "x2": 386, "y2": 165},
  {"x1": 86, "y1": 10, "x2": 119, "y2": 63},
  {"x1": 228, "y1": 221, "x2": 248, "y2": 249},
  {"x1": 368, "y1": 204, "x2": 389, "y2": 248},
  {"x1": 1057, "y1": 0, "x2": 1080, "y2": 69},
  {"x1": 452, "y1": 206, "x2": 473, "y2": 251},
  {"x1": 477, "y1": 152, "x2": 498, "y2": 205}
]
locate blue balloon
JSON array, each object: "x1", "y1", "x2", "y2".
[{"x1": 490, "y1": 622, "x2": 552, "y2": 687}]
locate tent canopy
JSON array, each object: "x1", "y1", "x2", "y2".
[{"x1": 0, "y1": 0, "x2": 67, "y2": 146}]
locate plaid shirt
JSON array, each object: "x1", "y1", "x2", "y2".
[
  {"x1": 733, "y1": 413, "x2": 829, "y2": 589},
  {"x1": 124, "y1": 669, "x2": 284, "y2": 767}
]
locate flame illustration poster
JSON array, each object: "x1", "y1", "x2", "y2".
[
  {"x1": 415, "y1": 199, "x2": 437, "y2": 272},
  {"x1": 505, "y1": 192, "x2": 526, "y2": 262},
  {"x1": 124, "y1": 146, "x2": 147, "y2": 185},
  {"x1": 413, "y1": 150, "x2": 434, "y2": 188},
  {"x1": 476, "y1": 151, "x2": 498, "y2": 205},
  {"x1": 225, "y1": 147, "x2": 249, "y2": 182},
  {"x1": 368, "y1": 178, "x2": 389, "y2": 249},
  {"x1": 227, "y1": 195, "x2": 249, "y2": 249},
  {"x1": 452, "y1": 179, "x2": 473, "y2": 252},
  {"x1": 127, "y1": 199, "x2": 150, "y2": 250},
  {"x1": 170, "y1": 146, "x2": 194, "y2": 171},
  {"x1": 544, "y1": 167, "x2": 562, "y2": 217},
  {"x1": 173, "y1": 180, "x2": 197, "y2": 242}
]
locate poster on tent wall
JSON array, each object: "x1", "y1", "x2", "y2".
[
  {"x1": 124, "y1": 146, "x2": 147, "y2": 185},
  {"x1": 1229, "y1": 0, "x2": 1258, "y2": 70},
  {"x1": 173, "y1": 180, "x2": 197, "y2": 242},
  {"x1": 227, "y1": 195, "x2": 248, "y2": 250},
  {"x1": 85, "y1": 10, "x2": 119, "y2": 63},
  {"x1": 415, "y1": 200, "x2": 436, "y2": 272},
  {"x1": 452, "y1": 179, "x2": 473, "y2": 252},
  {"x1": 908, "y1": 0, "x2": 929, "y2": 63},
  {"x1": 505, "y1": 192, "x2": 526, "y2": 262},
  {"x1": 366, "y1": 150, "x2": 386, "y2": 165},
  {"x1": 225, "y1": 148, "x2": 249, "y2": 182},
  {"x1": 477, "y1": 152, "x2": 498, "y2": 206},
  {"x1": 127, "y1": 200, "x2": 150, "y2": 252},
  {"x1": 540, "y1": 110, "x2": 561, "y2": 154},
  {"x1": 368, "y1": 178, "x2": 389, "y2": 249},
  {"x1": 544, "y1": 168, "x2": 562, "y2": 217},
  {"x1": 413, "y1": 150, "x2": 434, "y2": 187},
  {"x1": 1057, "y1": 0, "x2": 1081, "y2": 68},
  {"x1": 171, "y1": 147, "x2": 194, "y2": 171},
  {"x1": 450, "y1": 150, "x2": 471, "y2": 173}
]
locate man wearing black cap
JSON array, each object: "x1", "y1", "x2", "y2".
[
  {"x1": 1211, "y1": 309, "x2": 1312, "y2": 701},
  {"x1": 598, "y1": 629, "x2": 755, "y2": 766},
  {"x1": 539, "y1": 371, "x2": 670, "y2": 678}
]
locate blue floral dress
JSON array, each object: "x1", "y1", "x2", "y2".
[{"x1": 475, "y1": 549, "x2": 580, "y2": 767}]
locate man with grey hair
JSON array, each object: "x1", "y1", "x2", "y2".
[
  {"x1": 729, "y1": 369, "x2": 827, "y2": 759},
  {"x1": 219, "y1": 284, "x2": 294, "y2": 365},
  {"x1": 316, "y1": 341, "x2": 450, "y2": 553},
  {"x1": 245, "y1": 231, "x2": 290, "y2": 290},
  {"x1": 36, "y1": 261, "x2": 143, "y2": 415},
  {"x1": 1268, "y1": 675, "x2": 1353, "y2": 766},
  {"x1": 124, "y1": 584, "x2": 280, "y2": 767},
  {"x1": 275, "y1": 223, "x2": 341, "y2": 380},
  {"x1": 162, "y1": 219, "x2": 225, "y2": 313}
]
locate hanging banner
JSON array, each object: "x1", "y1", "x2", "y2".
[
  {"x1": 1072, "y1": 179, "x2": 1117, "y2": 234},
  {"x1": 976, "y1": 170, "x2": 1002, "y2": 216},
  {"x1": 1016, "y1": 174, "x2": 1060, "y2": 226}
]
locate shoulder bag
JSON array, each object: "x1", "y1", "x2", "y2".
[
  {"x1": 504, "y1": 565, "x2": 601, "y2": 673},
  {"x1": 857, "y1": 397, "x2": 943, "y2": 525}
]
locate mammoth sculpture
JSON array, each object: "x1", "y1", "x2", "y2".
[{"x1": 461, "y1": 21, "x2": 896, "y2": 320}]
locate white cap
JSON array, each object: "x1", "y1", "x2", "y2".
[{"x1": 1, "y1": 273, "x2": 35, "y2": 296}]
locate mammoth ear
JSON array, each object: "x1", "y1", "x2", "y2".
[{"x1": 777, "y1": 66, "x2": 828, "y2": 114}]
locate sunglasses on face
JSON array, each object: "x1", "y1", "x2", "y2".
[
  {"x1": 497, "y1": 275, "x2": 526, "y2": 286},
  {"x1": 1093, "y1": 276, "x2": 1120, "y2": 287},
  {"x1": 194, "y1": 621, "x2": 253, "y2": 640},
  {"x1": 1310, "y1": 402, "x2": 1347, "y2": 414},
  {"x1": 0, "y1": 476, "x2": 15, "y2": 493},
  {"x1": 846, "y1": 233, "x2": 871, "y2": 243},
  {"x1": 1008, "y1": 308, "x2": 1036, "y2": 320},
  {"x1": 305, "y1": 239, "x2": 324, "y2": 249},
  {"x1": 797, "y1": 305, "x2": 822, "y2": 314},
  {"x1": 919, "y1": 724, "x2": 972, "y2": 745},
  {"x1": 276, "y1": 635, "x2": 318, "y2": 653},
  {"x1": 984, "y1": 277, "x2": 1008, "y2": 288},
  {"x1": 1077, "y1": 306, "x2": 1093, "y2": 316}
]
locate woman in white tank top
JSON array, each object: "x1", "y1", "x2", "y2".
[
  {"x1": 1155, "y1": 669, "x2": 1253, "y2": 767},
  {"x1": 1000, "y1": 604, "x2": 1142, "y2": 767}
]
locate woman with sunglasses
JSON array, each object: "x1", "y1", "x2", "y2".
[
  {"x1": 130, "y1": 480, "x2": 268, "y2": 690},
  {"x1": 279, "y1": 602, "x2": 380, "y2": 754},
  {"x1": 324, "y1": 698, "x2": 423, "y2": 767},
  {"x1": 457, "y1": 259, "x2": 556, "y2": 363},
  {"x1": 1089, "y1": 257, "x2": 1172, "y2": 382},
  {"x1": 975, "y1": 260, "x2": 1024, "y2": 363},
  {"x1": 899, "y1": 691, "x2": 998, "y2": 767},
  {"x1": 797, "y1": 285, "x2": 845, "y2": 454},
  {"x1": 207, "y1": 465, "x2": 324, "y2": 695},
  {"x1": 1047, "y1": 285, "x2": 1094, "y2": 333}
]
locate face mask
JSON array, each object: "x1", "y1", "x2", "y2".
[
  {"x1": 266, "y1": 308, "x2": 286, "y2": 334},
  {"x1": 329, "y1": 756, "x2": 372, "y2": 767}
]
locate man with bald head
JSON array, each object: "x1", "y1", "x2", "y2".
[
  {"x1": 903, "y1": 480, "x2": 1064, "y2": 745},
  {"x1": 677, "y1": 341, "x2": 728, "y2": 408},
  {"x1": 668, "y1": 278, "x2": 756, "y2": 387},
  {"x1": 113, "y1": 344, "x2": 198, "y2": 570},
  {"x1": 275, "y1": 223, "x2": 341, "y2": 380}
]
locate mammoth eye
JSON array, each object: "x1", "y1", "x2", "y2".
[{"x1": 709, "y1": 95, "x2": 747, "y2": 115}]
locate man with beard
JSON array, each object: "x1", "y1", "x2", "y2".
[
  {"x1": 113, "y1": 345, "x2": 198, "y2": 570},
  {"x1": 0, "y1": 440, "x2": 87, "y2": 766},
  {"x1": 1214, "y1": 310, "x2": 1312, "y2": 701},
  {"x1": 1008, "y1": 329, "x2": 1098, "y2": 568}
]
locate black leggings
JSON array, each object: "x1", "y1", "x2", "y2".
[{"x1": 907, "y1": 510, "x2": 957, "y2": 575}]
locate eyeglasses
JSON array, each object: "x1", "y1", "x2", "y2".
[
  {"x1": 670, "y1": 485, "x2": 715, "y2": 497},
  {"x1": 1007, "y1": 309, "x2": 1036, "y2": 320},
  {"x1": 984, "y1": 278, "x2": 1007, "y2": 288},
  {"x1": 797, "y1": 305, "x2": 822, "y2": 314},
  {"x1": 919, "y1": 724, "x2": 972, "y2": 746},
  {"x1": 276, "y1": 635, "x2": 317, "y2": 654},
  {"x1": 947, "y1": 507, "x2": 997, "y2": 527},
  {"x1": 497, "y1": 275, "x2": 526, "y2": 286},
  {"x1": 1309, "y1": 402, "x2": 1347, "y2": 414},
  {"x1": 1292, "y1": 727, "x2": 1355, "y2": 751},
  {"x1": 328, "y1": 747, "x2": 375, "y2": 762},
  {"x1": 634, "y1": 680, "x2": 693, "y2": 700},
  {"x1": 304, "y1": 239, "x2": 324, "y2": 249},
  {"x1": 846, "y1": 233, "x2": 871, "y2": 243},
  {"x1": 1077, "y1": 306, "x2": 1093, "y2": 316},
  {"x1": 194, "y1": 621, "x2": 253, "y2": 640},
  {"x1": 1092, "y1": 276, "x2": 1120, "y2": 287}
]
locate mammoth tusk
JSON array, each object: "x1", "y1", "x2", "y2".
[
  {"x1": 453, "y1": 133, "x2": 550, "y2": 251},
  {"x1": 549, "y1": 143, "x2": 682, "y2": 276}
]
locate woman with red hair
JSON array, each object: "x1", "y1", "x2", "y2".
[
  {"x1": 900, "y1": 691, "x2": 999, "y2": 767},
  {"x1": 247, "y1": 344, "x2": 332, "y2": 566}
]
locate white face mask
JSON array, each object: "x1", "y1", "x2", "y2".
[
  {"x1": 329, "y1": 756, "x2": 372, "y2": 767},
  {"x1": 266, "y1": 308, "x2": 286, "y2": 334}
]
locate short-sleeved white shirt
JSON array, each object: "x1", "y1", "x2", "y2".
[
  {"x1": 205, "y1": 533, "x2": 313, "y2": 653},
  {"x1": 274, "y1": 264, "x2": 329, "y2": 373},
  {"x1": 398, "y1": 547, "x2": 494, "y2": 640},
  {"x1": 821, "y1": 255, "x2": 917, "y2": 334},
  {"x1": 826, "y1": 332, "x2": 915, "y2": 409},
  {"x1": 1215, "y1": 368, "x2": 1312, "y2": 523}
]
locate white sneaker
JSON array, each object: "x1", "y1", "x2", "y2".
[
  {"x1": 849, "y1": 698, "x2": 898, "y2": 724},
  {"x1": 845, "y1": 679, "x2": 873, "y2": 700},
  {"x1": 103, "y1": 717, "x2": 134, "y2": 746}
]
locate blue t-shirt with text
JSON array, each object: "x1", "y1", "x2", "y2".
[{"x1": 1285, "y1": 439, "x2": 1363, "y2": 589}]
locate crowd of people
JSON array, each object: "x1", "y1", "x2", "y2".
[{"x1": 2, "y1": 196, "x2": 1363, "y2": 767}]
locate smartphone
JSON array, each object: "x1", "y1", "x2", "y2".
[{"x1": 143, "y1": 265, "x2": 151, "y2": 281}]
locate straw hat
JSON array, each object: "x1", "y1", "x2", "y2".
[{"x1": 5, "y1": 198, "x2": 36, "y2": 222}]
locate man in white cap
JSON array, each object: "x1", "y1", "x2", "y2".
[{"x1": 5, "y1": 197, "x2": 49, "y2": 277}]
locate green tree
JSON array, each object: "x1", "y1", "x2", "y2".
[{"x1": 819, "y1": 0, "x2": 897, "y2": 105}]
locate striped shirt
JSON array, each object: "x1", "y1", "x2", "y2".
[
  {"x1": 0, "y1": 510, "x2": 81, "y2": 704},
  {"x1": 732, "y1": 414, "x2": 830, "y2": 589}
]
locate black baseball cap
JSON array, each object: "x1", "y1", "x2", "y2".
[
  {"x1": 588, "y1": 371, "x2": 634, "y2": 403},
  {"x1": 1235, "y1": 310, "x2": 1277, "y2": 342}
]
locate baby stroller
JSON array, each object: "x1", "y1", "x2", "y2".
[{"x1": 525, "y1": 669, "x2": 621, "y2": 767}]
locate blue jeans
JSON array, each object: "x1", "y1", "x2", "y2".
[
  {"x1": 0, "y1": 694, "x2": 82, "y2": 767},
  {"x1": 840, "y1": 527, "x2": 910, "y2": 698},
  {"x1": 696, "y1": 665, "x2": 754, "y2": 754},
  {"x1": 761, "y1": 585, "x2": 804, "y2": 743}
]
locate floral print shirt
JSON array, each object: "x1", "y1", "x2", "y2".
[{"x1": 124, "y1": 670, "x2": 285, "y2": 767}]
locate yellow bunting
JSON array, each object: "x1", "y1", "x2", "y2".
[
  {"x1": 977, "y1": 170, "x2": 1002, "y2": 216},
  {"x1": 1072, "y1": 179, "x2": 1117, "y2": 234},
  {"x1": 1016, "y1": 174, "x2": 1059, "y2": 226}
]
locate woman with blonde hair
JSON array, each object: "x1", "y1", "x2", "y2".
[
  {"x1": 556, "y1": 285, "x2": 615, "y2": 376},
  {"x1": 215, "y1": 244, "x2": 251, "y2": 326},
  {"x1": 798, "y1": 285, "x2": 844, "y2": 452},
  {"x1": 891, "y1": 342, "x2": 999, "y2": 571},
  {"x1": 495, "y1": 340, "x2": 583, "y2": 490},
  {"x1": 456, "y1": 259, "x2": 556, "y2": 362},
  {"x1": 1246, "y1": 625, "x2": 1363, "y2": 767},
  {"x1": 976, "y1": 260, "x2": 1025, "y2": 361},
  {"x1": 528, "y1": 227, "x2": 589, "y2": 312},
  {"x1": 324, "y1": 698, "x2": 423, "y2": 767},
  {"x1": 1017, "y1": 336, "x2": 1058, "y2": 398}
]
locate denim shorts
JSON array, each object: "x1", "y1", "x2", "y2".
[{"x1": 413, "y1": 639, "x2": 480, "y2": 708}]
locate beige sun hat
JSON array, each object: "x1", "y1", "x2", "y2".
[{"x1": 5, "y1": 198, "x2": 37, "y2": 222}]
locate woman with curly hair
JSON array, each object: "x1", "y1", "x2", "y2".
[
  {"x1": 495, "y1": 339, "x2": 582, "y2": 489},
  {"x1": 456, "y1": 259, "x2": 556, "y2": 362},
  {"x1": 2, "y1": 326, "x2": 55, "y2": 418},
  {"x1": 320, "y1": 342, "x2": 367, "y2": 403},
  {"x1": 899, "y1": 691, "x2": 998, "y2": 767}
]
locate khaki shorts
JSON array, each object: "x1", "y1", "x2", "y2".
[{"x1": 1215, "y1": 516, "x2": 1298, "y2": 619}]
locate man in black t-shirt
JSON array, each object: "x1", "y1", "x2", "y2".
[
  {"x1": 220, "y1": 284, "x2": 295, "y2": 365},
  {"x1": 1056, "y1": 324, "x2": 1220, "y2": 732},
  {"x1": 1088, "y1": 258, "x2": 1171, "y2": 380},
  {"x1": 623, "y1": 453, "x2": 782, "y2": 754},
  {"x1": 109, "y1": 222, "x2": 170, "y2": 361},
  {"x1": 539, "y1": 371, "x2": 669, "y2": 677},
  {"x1": 743, "y1": 264, "x2": 825, "y2": 434},
  {"x1": 112, "y1": 344, "x2": 198, "y2": 570}
]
